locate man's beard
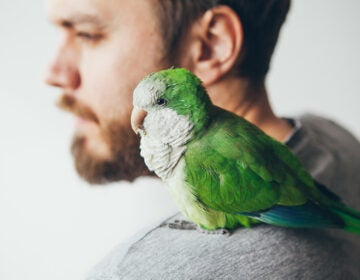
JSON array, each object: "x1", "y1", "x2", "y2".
[{"x1": 57, "y1": 94, "x2": 153, "y2": 184}]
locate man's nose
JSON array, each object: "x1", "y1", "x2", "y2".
[{"x1": 44, "y1": 44, "x2": 81, "y2": 90}]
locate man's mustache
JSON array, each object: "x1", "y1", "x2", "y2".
[{"x1": 56, "y1": 94, "x2": 99, "y2": 124}]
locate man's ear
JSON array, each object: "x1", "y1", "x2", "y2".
[{"x1": 177, "y1": 6, "x2": 243, "y2": 86}]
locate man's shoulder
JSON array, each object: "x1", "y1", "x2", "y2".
[
  {"x1": 299, "y1": 114, "x2": 360, "y2": 145},
  {"x1": 288, "y1": 114, "x2": 360, "y2": 154},
  {"x1": 87, "y1": 213, "x2": 359, "y2": 280}
]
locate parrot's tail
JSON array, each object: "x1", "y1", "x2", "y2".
[
  {"x1": 331, "y1": 205, "x2": 360, "y2": 235},
  {"x1": 314, "y1": 181, "x2": 360, "y2": 235}
]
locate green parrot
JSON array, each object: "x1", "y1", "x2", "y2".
[{"x1": 131, "y1": 68, "x2": 360, "y2": 234}]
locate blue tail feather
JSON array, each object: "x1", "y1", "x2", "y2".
[{"x1": 239, "y1": 202, "x2": 344, "y2": 229}]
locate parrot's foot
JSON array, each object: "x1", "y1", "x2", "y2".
[
  {"x1": 160, "y1": 220, "x2": 231, "y2": 236},
  {"x1": 196, "y1": 226, "x2": 231, "y2": 236},
  {"x1": 160, "y1": 219, "x2": 198, "y2": 230}
]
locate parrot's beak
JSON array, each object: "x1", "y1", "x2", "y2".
[{"x1": 131, "y1": 106, "x2": 147, "y2": 134}]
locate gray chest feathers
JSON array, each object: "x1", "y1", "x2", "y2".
[{"x1": 138, "y1": 108, "x2": 194, "y2": 180}]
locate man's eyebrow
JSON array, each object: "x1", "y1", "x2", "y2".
[{"x1": 57, "y1": 13, "x2": 106, "y2": 28}]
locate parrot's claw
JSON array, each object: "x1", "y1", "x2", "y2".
[
  {"x1": 160, "y1": 219, "x2": 197, "y2": 230},
  {"x1": 196, "y1": 226, "x2": 231, "y2": 236}
]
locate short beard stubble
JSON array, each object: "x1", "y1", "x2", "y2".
[{"x1": 57, "y1": 94, "x2": 153, "y2": 184}]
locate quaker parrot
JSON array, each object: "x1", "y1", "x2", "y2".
[{"x1": 131, "y1": 68, "x2": 360, "y2": 234}]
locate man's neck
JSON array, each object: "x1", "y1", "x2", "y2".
[{"x1": 207, "y1": 76, "x2": 293, "y2": 142}]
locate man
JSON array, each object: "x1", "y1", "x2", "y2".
[{"x1": 45, "y1": 0, "x2": 360, "y2": 279}]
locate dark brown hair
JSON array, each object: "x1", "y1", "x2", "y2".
[{"x1": 156, "y1": 0, "x2": 291, "y2": 81}]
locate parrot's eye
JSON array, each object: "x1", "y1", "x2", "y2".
[{"x1": 156, "y1": 98, "x2": 167, "y2": 106}]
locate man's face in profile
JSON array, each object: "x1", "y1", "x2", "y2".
[{"x1": 45, "y1": 0, "x2": 170, "y2": 183}]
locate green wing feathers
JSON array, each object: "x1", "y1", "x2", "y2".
[{"x1": 185, "y1": 107, "x2": 308, "y2": 212}]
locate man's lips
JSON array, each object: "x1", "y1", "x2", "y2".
[{"x1": 56, "y1": 94, "x2": 99, "y2": 124}]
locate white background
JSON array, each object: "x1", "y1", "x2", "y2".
[{"x1": 1, "y1": 1, "x2": 360, "y2": 279}]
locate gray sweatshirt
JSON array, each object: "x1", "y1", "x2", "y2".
[{"x1": 87, "y1": 114, "x2": 360, "y2": 280}]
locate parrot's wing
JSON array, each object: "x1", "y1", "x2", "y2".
[{"x1": 184, "y1": 108, "x2": 310, "y2": 214}]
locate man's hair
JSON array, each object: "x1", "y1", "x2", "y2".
[{"x1": 156, "y1": 0, "x2": 291, "y2": 81}]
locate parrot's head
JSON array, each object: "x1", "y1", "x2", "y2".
[{"x1": 131, "y1": 68, "x2": 213, "y2": 137}]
